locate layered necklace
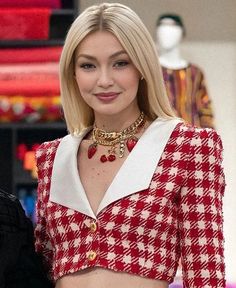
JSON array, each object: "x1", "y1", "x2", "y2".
[{"x1": 88, "y1": 112, "x2": 146, "y2": 163}]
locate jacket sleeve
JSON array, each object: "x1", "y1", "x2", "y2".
[
  {"x1": 178, "y1": 128, "x2": 226, "y2": 287},
  {"x1": 34, "y1": 143, "x2": 54, "y2": 281}
]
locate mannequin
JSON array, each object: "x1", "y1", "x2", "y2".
[
  {"x1": 156, "y1": 16, "x2": 188, "y2": 69},
  {"x1": 156, "y1": 14, "x2": 214, "y2": 128}
]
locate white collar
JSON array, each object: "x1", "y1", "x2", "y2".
[{"x1": 50, "y1": 118, "x2": 182, "y2": 219}]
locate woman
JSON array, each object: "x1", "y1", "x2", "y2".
[{"x1": 35, "y1": 3, "x2": 226, "y2": 288}]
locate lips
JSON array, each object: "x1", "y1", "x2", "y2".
[{"x1": 94, "y1": 92, "x2": 120, "y2": 102}]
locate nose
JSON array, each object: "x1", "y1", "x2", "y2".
[{"x1": 97, "y1": 68, "x2": 114, "y2": 88}]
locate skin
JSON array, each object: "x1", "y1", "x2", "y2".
[
  {"x1": 74, "y1": 30, "x2": 141, "y2": 131},
  {"x1": 55, "y1": 31, "x2": 169, "y2": 288}
]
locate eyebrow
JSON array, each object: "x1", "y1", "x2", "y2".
[{"x1": 76, "y1": 50, "x2": 128, "y2": 61}]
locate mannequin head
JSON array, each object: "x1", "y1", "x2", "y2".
[{"x1": 156, "y1": 14, "x2": 185, "y2": 51}]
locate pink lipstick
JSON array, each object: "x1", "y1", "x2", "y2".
[{"x1": 95, "y1": 92, "x2": 119, "y2": 102}]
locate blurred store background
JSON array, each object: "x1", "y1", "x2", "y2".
[{"x1": 0, "y1": 0, "x2": 235, "y2": 286}]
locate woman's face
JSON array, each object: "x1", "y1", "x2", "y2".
[{"x1": 74, "y1": 31, "x2": 141, "y2": 117}]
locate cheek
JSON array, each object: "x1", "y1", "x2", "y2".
[
  {"x1": 75, "y1": 74, "x2": 92, "y2": 93},
  {"x1": 118, "y1": 71, "x2": 140, "y2": 90}
]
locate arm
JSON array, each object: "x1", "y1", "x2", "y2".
[
  {"x1": 34, "y1": 144, "x2": 54, "y2": 280},
  {"x1": 178, "y1": 128, "x2": 225, "y2": 287}
]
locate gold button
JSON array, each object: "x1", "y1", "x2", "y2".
[
  {"x1": 87, "y1": 250, "x2": 97, "y2": 261},
  {"x1": 90, "y1": 221, "x2": 97, "y2": 232}
]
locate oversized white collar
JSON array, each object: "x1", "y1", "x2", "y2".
[{"x1": 50, "y1": 118, "x2": 182, "y2": 219}]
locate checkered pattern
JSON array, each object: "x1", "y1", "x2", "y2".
[{"x1": 34, "y1": 123, "x2": 226, "y2": 287}]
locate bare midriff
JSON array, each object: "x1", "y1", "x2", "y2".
[{"x1": 55, "y1": 267, "x2": 169, "y2": 288}]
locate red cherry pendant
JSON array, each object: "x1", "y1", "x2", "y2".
[
  {"x1": 108, "y1": 154, "x2": 116, "y2": 162},
  {"x1": 126, "y1": 137, "x2": 138, "y2": 152},
  {"x1": 88, "y1": 143, "x2": 97, "y2": 159},
  {"x1": 100, "y1": 155, "x2": 108, "y2": 162}
]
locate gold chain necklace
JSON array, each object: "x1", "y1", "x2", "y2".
[{"x1": 88, "y1": 112, "x2": 145, "y2": 162}]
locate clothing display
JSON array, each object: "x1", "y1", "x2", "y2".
[
  {"x1": 0, "y1": 62, "x2": 61, "y2": 121},
  {"x1": 0, "y1": 8, "x2": 51, "y2": 40},
  {"x1": 0, "y1": 62, "x2": 59, "y2": 75},
  {"x1": 0, "y1": 79, "x2": 59, "y2": 96},
  {"x1": 0, "y1": 95, "x2": 61, "y2": 122},
  {"x1": 0, "y1": 50, "x2": 62, "y2": 122},
  {"x1": 0, "y1": 48, "x2": 62, "y2": 122},
  {"x1": 0, "y1": 0, "x2": 61, "y2": 8},
  {"x1": 162, "y1": 64, "x2": 214, "y2": 128},
  {"x1": 35, "y1": 118, "x2": 225, "y2": 287},
  {"x1": 0, "y1": 47, "x2": 62, "y2": 64}
]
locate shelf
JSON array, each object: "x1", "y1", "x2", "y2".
[
  {"x1": 0, "y1": 39, "x2": 65, "y2": 48},
  {"x1": 0, "y1": 122, "x2": 67, "y2": 194},
  {"x1": 0, "y1": 122, "x2": 67, "y2": 130},
  {"x1": 0, "y1": 0, "x2": 77, "y2": 196},
  {"x1": 14, "y1": 159, "x2": 37, "y2": 184},
  {"x1": 0, "y1": 6, "x2": 77, "y2": 48},
  {"x1": 61, "y1": 0, "x2": 77, "y2": 9},
  {"x1": 14, "y1": 176, "x2": 37, "y2": 187},
  {"x1": 52, "y1": 9, "x2": 76, "y2": 16}
]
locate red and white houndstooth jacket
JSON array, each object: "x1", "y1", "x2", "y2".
[{"x1": 34, "y1": 118, "x2": 226, "y2": 287}]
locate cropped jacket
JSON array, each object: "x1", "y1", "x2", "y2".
[{"x1": 34, "y1": 118, "x2": 226, "y2": 287}]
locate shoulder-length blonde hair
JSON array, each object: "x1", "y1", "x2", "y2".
[{"x1": 60, "y1": 2, "x2": 175, "y2": 134}]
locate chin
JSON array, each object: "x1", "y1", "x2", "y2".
[
  {"x1": 92, "y1": 99, "x2": 138, "y2": 118},
  {"x1": 95, "y1": 108, "x2": 121, "y2": 117},
  {"x1": 93, "y1": 106, "x2": 128, "y2": 117}
]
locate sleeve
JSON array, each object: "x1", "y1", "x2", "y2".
[
  {"x1": 34, "y1": 144, "x2": 54, "y2": 281},
  {"x1": 178, "y1": 128, "x2": 226, "y2": 288},
  {"x1": 196, "y1": 71, "x2": 215, "y2": 129}
]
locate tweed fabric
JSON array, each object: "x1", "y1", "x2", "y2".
[{"x1": 35, "y1": 123, "x2": 225, "y2": 287}]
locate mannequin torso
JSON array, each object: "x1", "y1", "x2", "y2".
[{"x1": 158, "y1": 49, "x2": 188, "y2": 70}]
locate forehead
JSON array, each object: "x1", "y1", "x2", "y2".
[{"x1": 76, "y1": 31, "x2": 125, "y2": 56}]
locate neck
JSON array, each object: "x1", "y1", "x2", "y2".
[
  {"x1": 88, "y1": 110, "x2": 146, "y2": 162},
  {"x1": 159, "y1": 46, "x2": 188, "y2": 69},
  {"x1": 94, "y1": 108, "x2": 141, "y2": 132}
]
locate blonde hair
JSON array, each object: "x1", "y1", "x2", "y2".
[{"x1": 60, "y1": 2, "x2": 175, "y2": 134}]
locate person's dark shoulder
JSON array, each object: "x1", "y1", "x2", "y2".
[
  {"x1": 0, "y1": 189, "x2": 53, "y2": 288},
  {"x1": 0, "y1": 190, "x2": 24, "y2": 232}
]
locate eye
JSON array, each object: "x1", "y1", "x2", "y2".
[
  {"x1": 114, "y1": 60, "x2": 129, "y2": 68},
  {"x1": 79, "y1": 63, "x2": 96, "y2": 70}
]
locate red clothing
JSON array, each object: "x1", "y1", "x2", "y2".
[{"x1": 35, "y1": 119, "x2": 225, "y2": 287}]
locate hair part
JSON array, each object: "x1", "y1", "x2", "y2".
[{"x1": 60, "y1": 2, "x2": 176, "y2": 135}]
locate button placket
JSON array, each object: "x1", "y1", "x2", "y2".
[
  {"x1": 87, "y1": 250, "x2": 97, "y2": 261},
  {"x1": 85, "y1": 219, "x2": 99, "y2": 263},
  {"x1": 90, "y1": 221, "x2": 97, "y2": 233}
]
